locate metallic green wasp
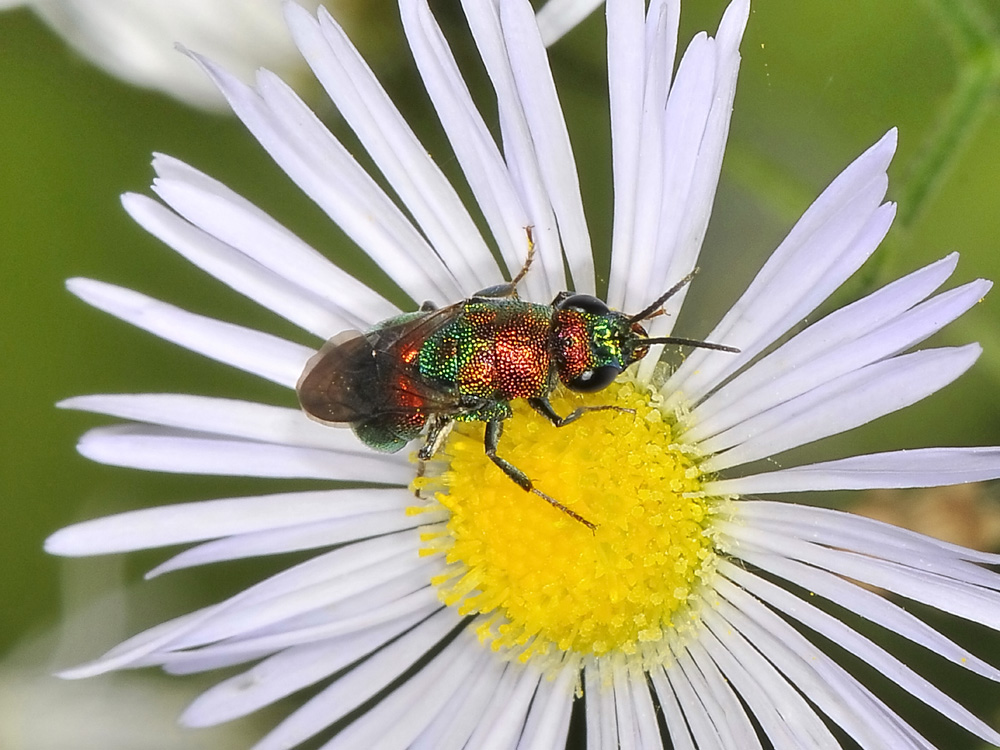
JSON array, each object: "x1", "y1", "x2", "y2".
[{"x1": 298, "y1": 239, "x2": 736, "y2": 529}]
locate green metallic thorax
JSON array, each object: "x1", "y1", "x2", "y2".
[{"x1": 417, "y1": 299, "x2": 555, "y2": 422}]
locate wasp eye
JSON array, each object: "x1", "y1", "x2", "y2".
[
  {"x1": 556, "y1": 294, "x2": 609, "y2": 316},
  {"x1": 566, "y1": 364, "x2": 620, "y2": 393}
]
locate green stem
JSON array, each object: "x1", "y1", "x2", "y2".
[{"x1": 857, "y1": 0, "x2": 999, "y2": 295}]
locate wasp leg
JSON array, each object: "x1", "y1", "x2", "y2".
[
  {"x1": 419, "y1": 300, "x2": 438, "y2": 312},
  {"x1": 418, "y1": 415, "x2": 454, "y2": 461},
  {"x1": 414, "y1": 416, "x2": 454, "y2": 499},
  {"x1": 484, "y1": 419, "x2": 596, "y2": 531},
  {"x1": 413, "y1": 460, "x2": 426, "y2": 498},
  {"x1": 527, "y1": 396, "x2": 635, "y2": 428},
  {"x1": 472, "y1": 226, "x2": 536, "y2": 300}
]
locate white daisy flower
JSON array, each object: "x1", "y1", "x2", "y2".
[
  {"x1": 3, "y1": 0, "x2": 590, "y2": 111},
  {"x1": 47, "y1": 0, "x2": 1000, "y2": 748},
  {"x1": 4, "y1": 0, "x2": 321, "y2": 110}
]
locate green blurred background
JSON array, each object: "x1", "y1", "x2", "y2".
[{"x1": 1, "y1": 0, "x2": 999, "y2": 747}]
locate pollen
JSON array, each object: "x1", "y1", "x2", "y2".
[{"x1": 416, "y1": 380, "x2": 718, "y2": 671}]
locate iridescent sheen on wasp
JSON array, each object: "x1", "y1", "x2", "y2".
[{"x1": 297, "y1": 233, "x2": 737, "y2": 530}]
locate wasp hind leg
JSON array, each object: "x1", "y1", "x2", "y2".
[
  {"x1": 527, "y1": 396, "x2": 635, "y2": 427},
  {"x1": 413, "y1": 415, "x2": 454, "y2": 499},
  {"x1": 418, "y1": 415, "x2": 454, "y2": 461},
  {"x1": 484, "y1": 418, "x2": 596, "y2": 531}
]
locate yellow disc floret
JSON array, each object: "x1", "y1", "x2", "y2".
[{"x1": 414, "y1": 379, "x2": 717, "y2": 671}]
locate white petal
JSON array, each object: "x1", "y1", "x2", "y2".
[
  {"x1": 729, "y1": 546, "x2": 1000, "y2": 682},
  {"x1": 165, "y1": 534, "x2": 426, "y2": 650},
  {"x1": 88, "y1": 535, "x2": 428, "y2": 677},
  {"x1": 399, "y1": 0, "x2": 538, "y2": 298},
  {"x1": 181, "y1": 602, "x2": 435, "y2": 727},
  {"x1": 535, "y1": 0, "x2": 604, "y2": 45},
  {"x1": 682, "y1": 644, "x2": 763, "y2": 749},
  {"x1": 611, "y1": 659, "x2": 639, "y2": 749},
  {"x1": 499, "y1": 0, "x2": 595, "y2": 294},
  {"x1": 665, "y1": 129, "x2": 897, "y2": 405},
  {"x1": 163, "y1": 584, "x2": 441, "y2": 675},
  {"x1": 731, "y1": 500, "x2": 1000, "y2": 565},
  {"x1": 701, "y1": 345, "x2": 981, "y2": 472},
  {"x1": 326, "y1": 634, "x2": 491, "y2": 750},
  {"x1": 627, "y1": 34, "x2": 716, "y2": 318},
  {"x1": 673, "y1": 199, "x2": 897, "y2": 404},
  {"x1": 633, "y1": 1, "x2": 748, "y2": 381},
  {"x1": 638, "y1": 0, "x2": 747, "y2": 319},
  {"x1": 662, "y1": 651, "x2": 727, "y2": 749},
  {"x1": 59, "y1": 394, "x2": 361, "y2": 451},
  {"x1": 462, "y1": 0, "x2": 567, "y2": 299},
  {"x1": 288, "y1": 4, "x2": 497, "y2": 293},
  {"x1": 409, "y1": 651, "x2": 508, "y2": 750},
  {"x1": 638, "y1": 42, "x2": 716, "y2": 320},
  {"x1": 187, "y1": 51, "x2": 461, "y2": 304},
  {"x1": 722, "y1": 561, "x2": 1000, "y2": 743},
  {"x1": 122, "y1": 193, "x2": 349, "y2": 338},
  {"x1": 686, "y1": 255, "x2": 971, "y2": 440},
  {"x1": 67, "y1": 278, "x2": 311, "y2": 388},
  {"x1": 45, "y1": 487, "x2": 412, "y2": 556},
  {"x1": 711, "y1": 446, "x2": 1000, "y2": 496},
  {"x1": 648, "y1": 664, "x2": 696, "y2": 750},
  {"x1": 720, "y1": 519, "x2": 1000, "y2": 629},
  {"x1": 450, "y1": 664, "x2": 524, "y2": 750},
  {"x1": 696, "y1": 612, "x2": 834, "y2": 749},
  {"x1": 628, "y1": 664, "x2": 661, "y2": 749},
  {"x1": 605, "y1": 0, "x2": 663, "y2": 310},
  {"x1": 240, "y1": 559, "x2": 444, "y2": 638},
  {"x1": 26, "y1": 0, "x2": 311, "y2": 110},
  {"x1": 463, "y1": 657, "x2": 541, "y2": 750},
  {"x1": 75, "y1": 424, "x2": 410, "y2": 482},
  {"x1": 58, "y1": 605, "x2": 224, "y2": 679},
  {"x1": 147, "y1": 154, "x2": 397, "y2": 326},
  {"x1": 585, "y1": 658, "x2": 619, "y2": 750},
  {"x1": 597, "y1": 664, "x2": 646, "y2": 750},
  {"x1": 608, "y1": 3, "x2": 678, "y2": 312},
  {"x1": 682, "y1": 640, "x2": 762, "y2": 750},
  {"x1": 661, "y1": 650, "x2": 730, "y2": 749},
  {"x1": 147, "y1": 507, "x2": 446, "y2": 577},
  {"x1": 710, "y1": 581, "x2": 934, "y2": 748},
  {"x1": 516, "y1": 663, "x2": 575, "y2": 749},
  {"x1": 251, "y1": 607, "x2": 461, "y2": 750}
]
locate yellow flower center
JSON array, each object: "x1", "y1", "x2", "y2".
[{"x1": 414, "y1": 380, "x2": 718, "y2": 669}]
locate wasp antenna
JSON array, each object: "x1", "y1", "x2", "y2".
[
  {"x1": 640, "y1": 336, "x2": 740, "y2": 353},
  {"x1": 628, "y1": 268, "x2": 699, "y2": 323}
]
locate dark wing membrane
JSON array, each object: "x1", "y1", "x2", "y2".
[
  {"x1": 297, "y1": 330, "x2": 380, "y2": 424},
  {"x1": 297, "y1": 304, "x2": 470, "y2": 426}
]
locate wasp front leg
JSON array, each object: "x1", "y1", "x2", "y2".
[
  {"x1": 527, "y1": 396, "x2": 634, "y2": 428},
  {"x1": 484, "y1": 419, "x2": 596, "y2": 531}
]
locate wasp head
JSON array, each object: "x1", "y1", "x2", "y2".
[
  {"x1": 551, "y1": 281, "x2": 738, "y2": 394},
  {"x1": 551, "y1": 294, "x2": 651, "y2": 393}
]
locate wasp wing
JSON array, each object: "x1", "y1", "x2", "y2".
[
  {"x1": 296, "y1": 305, "x2": 471, "y2": 426},
  {"x1": 297, "y1": 330, "x2": 379, "y2": 424}
]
